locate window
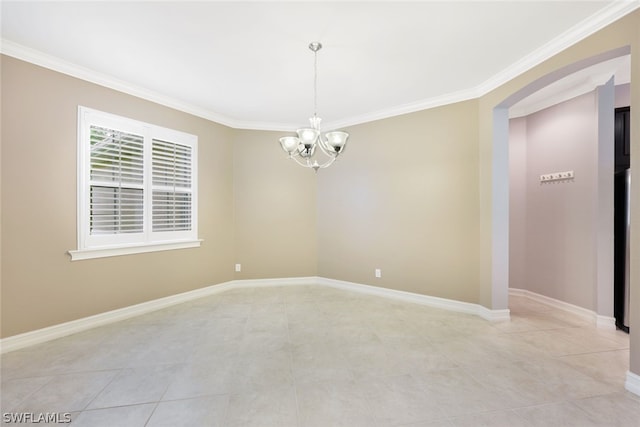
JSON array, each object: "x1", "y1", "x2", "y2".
[{"x1": 69, "y1": 107, "x2": 200, "y2": 260}]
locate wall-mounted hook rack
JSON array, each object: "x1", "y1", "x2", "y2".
[{"x1": 540, "y1": 170, "x2": 574, "y2": 183}]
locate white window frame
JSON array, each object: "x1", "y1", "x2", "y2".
[{"x1": 69, "y1": 106, "x2": 201, "y2": 261}]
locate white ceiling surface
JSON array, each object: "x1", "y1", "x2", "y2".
[{"x1": 1, "y1": 1, "x2": 638, "y2": 131}]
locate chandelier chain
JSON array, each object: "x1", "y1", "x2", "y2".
[{"x1": 313, "y1": 47, "x2": 318, "y2": 118}]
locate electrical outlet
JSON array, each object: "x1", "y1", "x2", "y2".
[
  {"x1": 375, "y1": 268, "x2": 382, "y2": 278},
  {"x1": 235, "y1": 264, "x2": 241, "y2": 272}
]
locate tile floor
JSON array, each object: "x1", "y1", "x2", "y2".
[{"x1": 1, "y1": 285, "x2": 639, "y2": 426}]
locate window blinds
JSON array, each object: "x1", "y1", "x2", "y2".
[
  {"x1": 88, "y1": 129, "x2": 195, "y2": 236},
  {"x1": 152, "y1": 139, "x2": 192, "y2": 232},
  {"x1": 89, "y1": 126, "x2": 144, "y2": 235}
]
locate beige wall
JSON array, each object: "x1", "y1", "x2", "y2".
[
  {"x1": 1, "y1": 56, "x2": 235, "y2": 338},
  {"x1": 317, "y1": 101, "x2": 480, "y2": 303},
  {"x1": 233, "y1": 129, "x2": 317, "y2": 279}
]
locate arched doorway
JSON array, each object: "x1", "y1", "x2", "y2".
[{"x1": 491, "y1": 46, "x2": 631, "y2": 316}]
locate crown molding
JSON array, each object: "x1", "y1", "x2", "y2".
[
  {"x1": 0, "y1": 39, "x2": 244, "y2": 129},
  {"x1": 322, "y1": 0, "x2": 640, "y2": 129},
  {"x1": 323, "y1": 88, "x2": 481, "y2": 131},
  {"x1": 475, "y1": 0, "x2": 640, "y2": 97},
  {"x1": 2, "y1": 1, "x2": 638, "y2": 131}
]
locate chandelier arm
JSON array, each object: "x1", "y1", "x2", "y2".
[
  {"x1": 290, "y1": 150, "x2": 336, "y2": 169},
  {"x1": 316, "y1": 138, "x2": 334, "y2": 157},
  {"x1": 317, "y1": 156, "x2": 337, "y2": 169},
  {"x1": 290, "y1": 155, "x2": 313, "y2": 169},
  {"x1": 311, "y1": 148, "x2": 337, "y2": 169}
]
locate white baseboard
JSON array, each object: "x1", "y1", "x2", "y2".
[
  {"x1": 596, "y1": 315, "x2": 617, "y2": 330},
  {"x1": 232, "y1": 276, "x2": 317, "y2": 288},
  {"x1": 626, "y1": 371, "x2": 640, "y2": 397},
  {"x1": 0, "y1": 280, "x2": 235, "y2": 354},
  {"x1": 478, "y1": 307, "x2": 512, "y2": 322},
  {"x1": 318, "y1": 277, "x2": 510, "y2": 322},
  {"x1": 509, "y1": 288, "x2": 616, "y2": 329},
  {"x1": 1, "y1": 276, "x2": 508, "y2": 354},
  {"x1": 508, "y1": 288, "x2": 528, "y2": 297}
]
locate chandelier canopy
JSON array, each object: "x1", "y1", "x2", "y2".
[{"x1": 279, "y1": 42, "x2": 349, "y2": 171}]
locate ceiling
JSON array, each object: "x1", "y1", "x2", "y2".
[{"x1": 1, "y1": 1, "x2": 638, "y2": 131}]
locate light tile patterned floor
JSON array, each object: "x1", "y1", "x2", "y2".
[{"x1": 1, "y1": 285, "x2": 639, "y2": 426}]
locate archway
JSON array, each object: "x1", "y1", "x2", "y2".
[{"x1": 491, "y1": 45, "x2": 631, "y2": 315}]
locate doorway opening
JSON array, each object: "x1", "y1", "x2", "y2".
[
  {"x1": 491, "y1": 46, "x2": 631, "y2": 324},
  {"x1": 614, "y1": 105, "x2": 631, "y2": 332}
]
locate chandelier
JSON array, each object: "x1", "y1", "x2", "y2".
[{"x1": 279, "y1": 42, "x2": 349, "y2": 171}]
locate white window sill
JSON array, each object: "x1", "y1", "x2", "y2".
[{"x1": 68, "y1": 239, "x2": 202, "y2": 261}]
